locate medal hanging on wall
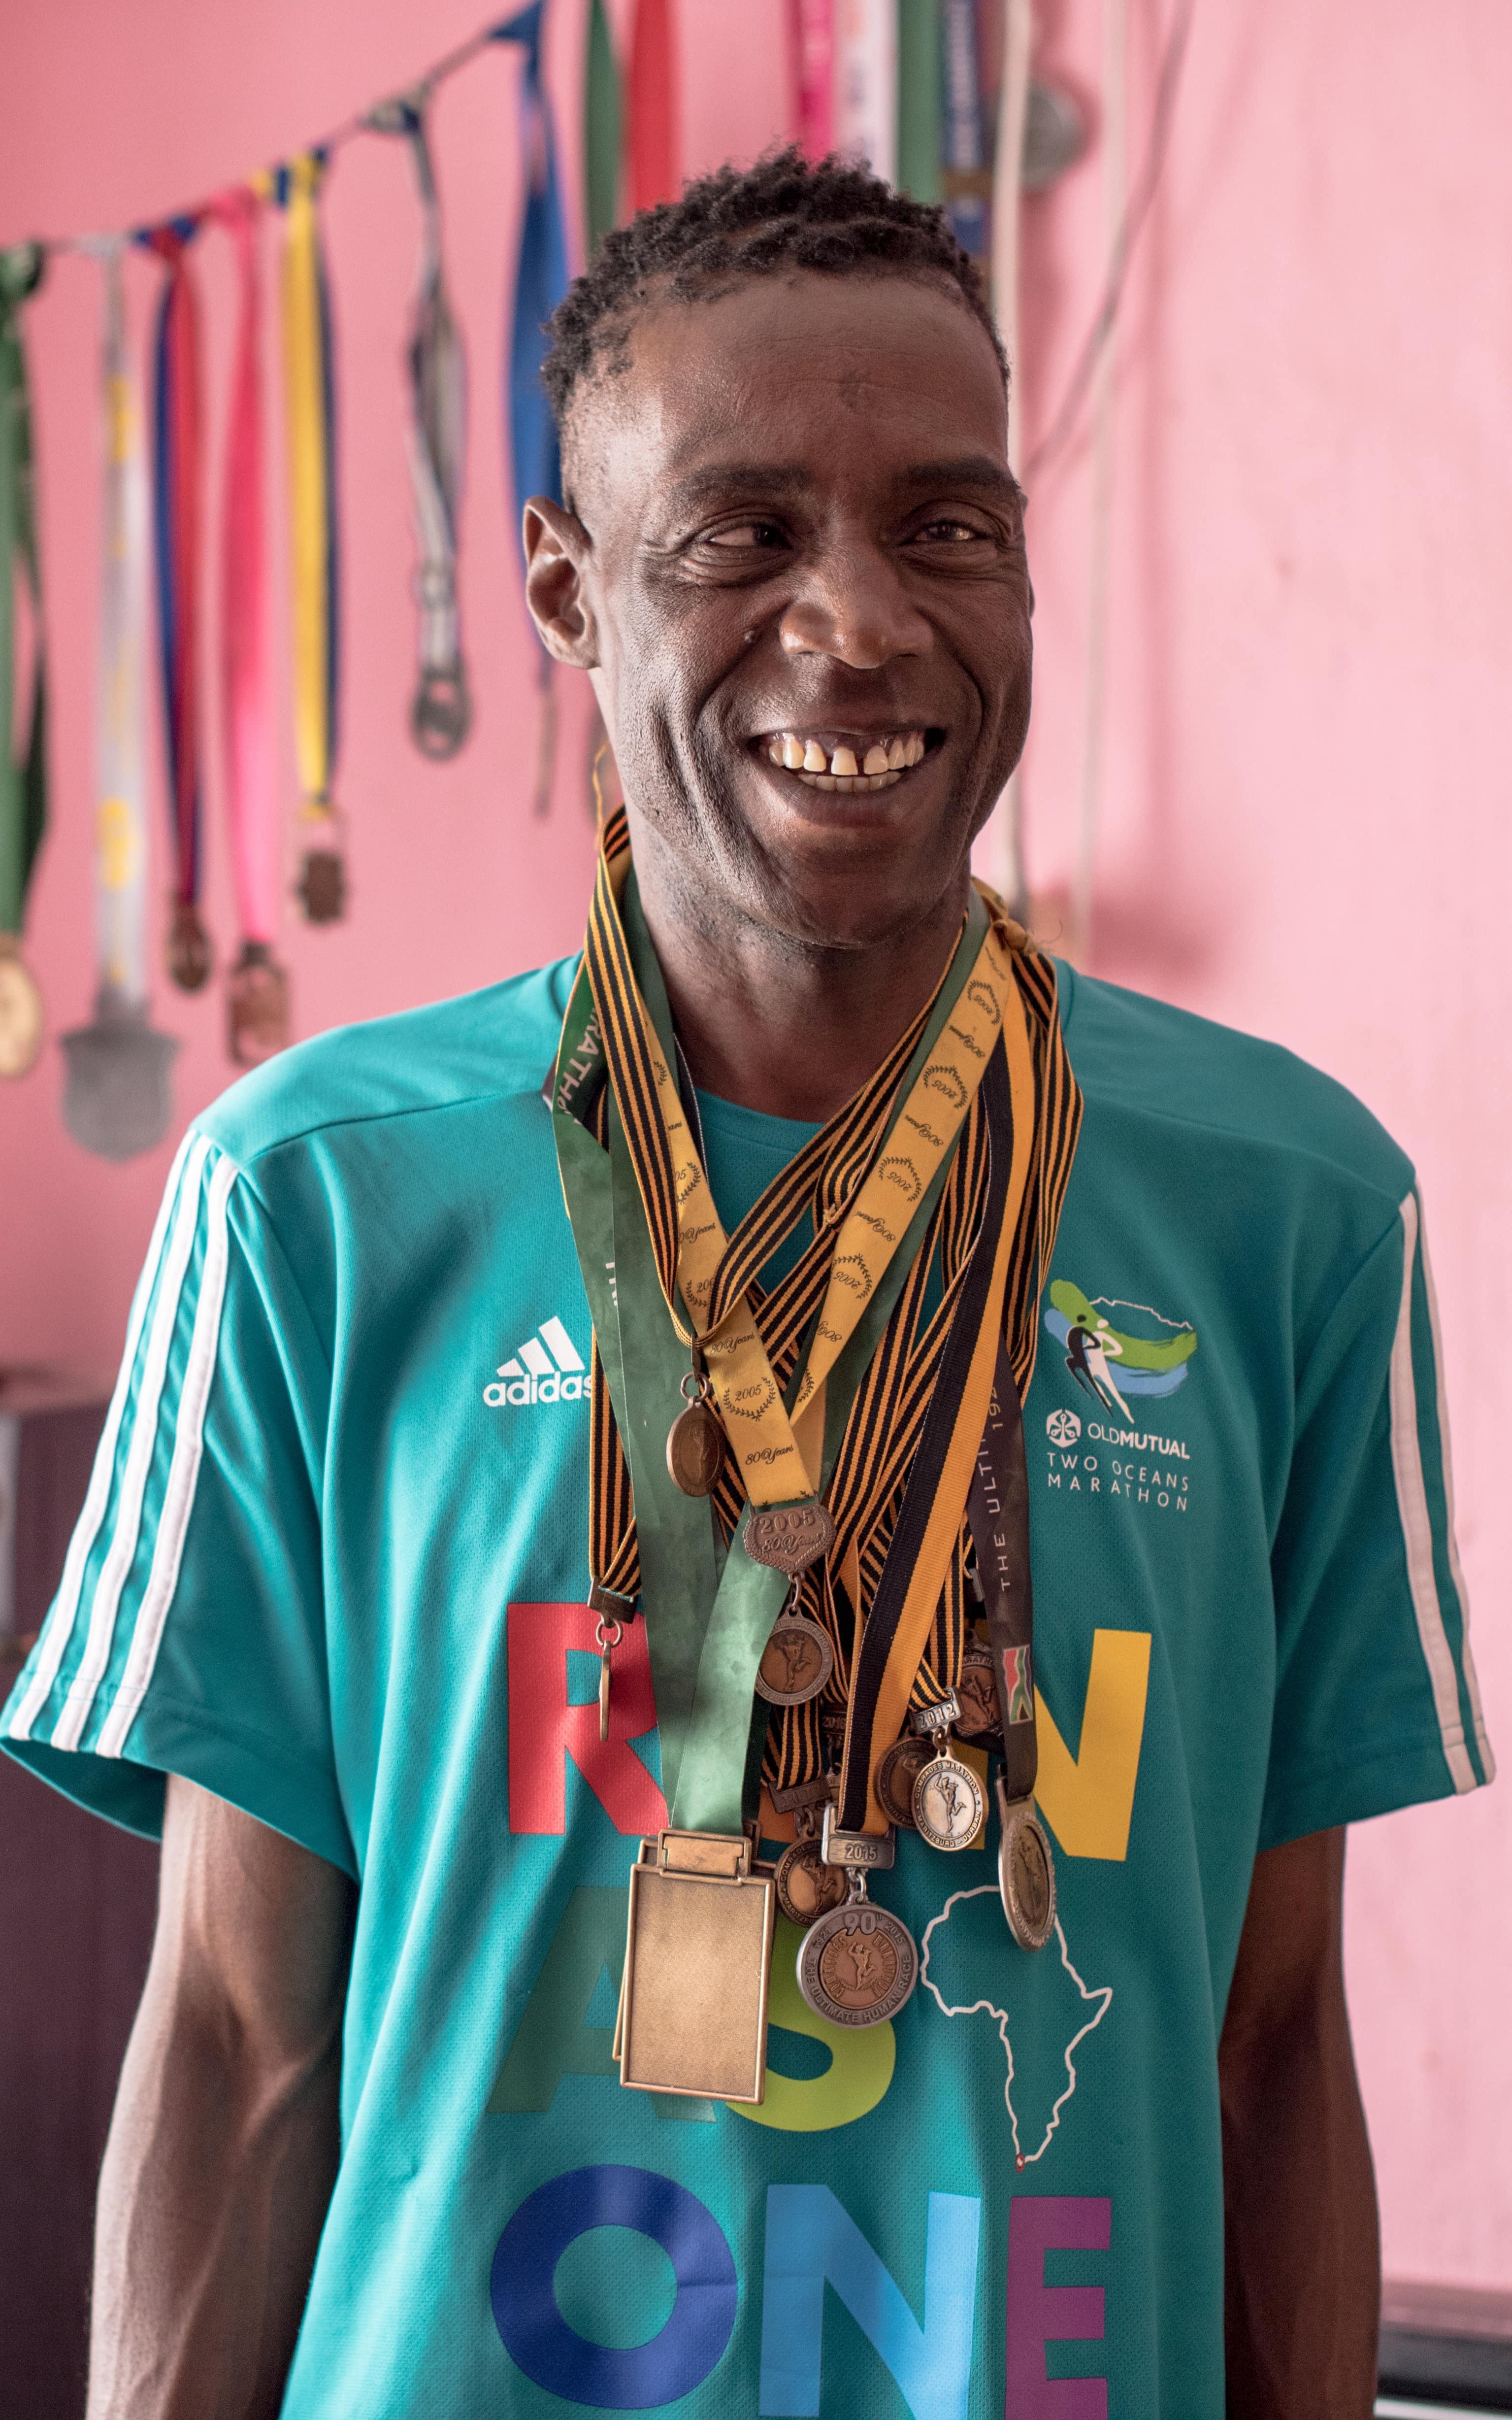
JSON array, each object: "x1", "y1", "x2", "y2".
[
  {"x1": 368, "y1": 89, "x2": 471, "y2": 761},
  {"x1": 494, "y1": 3, "x2": 570, "y2": 818},
  {"x1": 144, "y1": 215, "x2": 214, "y2": 993},
  {"x1": 0, "y1": 243, "x2": 48, "y2": 1083},
  {"x1": 552, "y1": 817, "x2": 1083, "y2": 2101},
  {"x1": 210, "y1": 184, "x2": 290, "y2": 1067},
  {"x1": 60, "y1": 240, "x2": 178, "y2": 1157},
  {"x1": 279, "y1": 152, "x2": 346, "y2": 924}
]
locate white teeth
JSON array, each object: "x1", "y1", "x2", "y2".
[
  {"x1": 830, "y1": 746, "x2": 859, "y2": 778},
  {"x1": 834, "y1": 774, "x2": 856, "y2": 792},
  {"x1": 814, "y1": 773, "x2": 837, "y2": 791},
  {"x1": 908, "y1": 733, "x2": 925, "y2": 766},
  {"x1": 886, "y1": 737, "x2": 907, "y2": 770},
  {"x1": 863, "y1": 744, "x2": 889, "y2": 775},
  {"x1": 782, "y1": 734, "x2": 805, "y2": 770},
  {"x1": 768, "y1": 741, "x2": 785, "y2": 766},
  {"x1": 803, "y1": 739, "x2": 827, "y2": 773}
]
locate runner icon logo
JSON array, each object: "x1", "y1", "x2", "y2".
[{"x1": 484, "y1": 1317, "x2": 587, "y2": 1408}]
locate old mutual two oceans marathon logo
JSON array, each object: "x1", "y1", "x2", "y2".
[
  {"x1": 484, "y1": 1318, "x2": 588, "y2": 1408},
  {"x1": 1042, "y1": 1279, "x2": 1200, "y2": 1515}
]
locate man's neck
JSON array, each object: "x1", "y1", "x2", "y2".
[{"x1": 631, "y1": 843, "x2": 972, "y2": 1125}]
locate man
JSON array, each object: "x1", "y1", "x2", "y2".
[{"x1": 3, "y1": 153, "x2": 1490, "y2": 2419}]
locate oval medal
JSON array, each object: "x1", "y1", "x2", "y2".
[
  {"x1": 0, "y1": 943, "x2": 44, "y2": 1079},
  {"x1": 797, "y1": 1899, "x2": 918, "y2": 2027},
  {"x1": 775, "y1": 1839, "x2": 849, "y2": 1928},
  {"x1": 745, "y1": 1499, "x2": 836, "y2": 1576},
  {"x1": 754, "y1": 1613, "x2": 834, "y2": 1707},
  {"x1": 912, "y1": 1751, "x2": 986, "y2": 1851},
  {"x1": 665, "y1": 1398, "x2": 725, "y2": 1497},
  {"x1": 953, "y1": 1644, "x2": 1001, "y2": 1742},
  {"x1": 998, "y1": 1789, "x2": 1056, "y2": 1951},
  {"x1": 166, "y1": 901, "x2": 213, "y2": 993},
  {"x1": 875, "y1": 1734, "x2": 933, "y2": 1829}
]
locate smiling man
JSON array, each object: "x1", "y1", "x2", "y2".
[{"x1": 2, "y1": 154, "x2": 1490, "y2": 2420}]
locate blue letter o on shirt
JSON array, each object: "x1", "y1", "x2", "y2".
[{"x1": 491, "y1": 2163, "x2": 738, "y2": 2407}]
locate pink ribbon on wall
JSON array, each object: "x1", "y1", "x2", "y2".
[
  {"x1": 791, "y1": 0, "x2": 835, "y2": 160},
  {"x1": 208, "y1": 186, "x2": 276, "y2": 947}
]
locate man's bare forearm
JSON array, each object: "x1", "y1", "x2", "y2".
[
  {"x1": 1220, "y1": 1828, "x2": 1380, "y2": 2418},
  {"x1": 88, "y1": 1777, "x2": 354, "y2": 2420}
]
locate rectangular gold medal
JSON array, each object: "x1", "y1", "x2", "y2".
[{"x1": 619, "y1": 1831, "x2": 775, "y2": 2103}]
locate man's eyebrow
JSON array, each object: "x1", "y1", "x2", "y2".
[
  {"x1": 896, "y1": 456, "x2": 1021, "y2": 499},
  {"x1": 658, "y1": 456, "x2": 1023, "y2": 513}
]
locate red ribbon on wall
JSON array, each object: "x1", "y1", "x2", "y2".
[
  {"x1": 145, "y1": 217, "x2": 212, "y2": 993},
  {"x1": 628, "y1": 0, "x2": 679, "y2": 212}
]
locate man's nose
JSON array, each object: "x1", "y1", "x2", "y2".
[{"x1": 777, "y1": 538, "x2": 932, "y2": 671}]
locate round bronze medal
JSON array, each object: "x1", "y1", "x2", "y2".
[
  {"x1": 166, "y1": 901, "x2": 213, "y2": 993},
  {"x1": 745, "y1": 1499, "x2": 836, "y2": 1577},
  {"x1": 0, "y1": 941, "x2": 44, "y2": 1079},
  {"x1": 775, "y1": 1838, "x2": 849, "y2": 1928},
  {"x1": 912, "y1": 1750, "x2": 986, "y2": 1852},
  {"x1": 665, "y1": 1398, "x2": 725, "y2": 1497},
  {"x1": 797, "y1": 1898, "x2": 918, "y2": 2026},
  {"x1": 875, "y1": 1734, "x2": 933, "y2": 1829},
  {"x1": 754, "y1": 1613, "x2": 834, "y2": 1707},
  {"x1": 998, "y1": 1791, "x2": 1056, "y2": 1951},
  {"x1": 954, "y1": 1645, "x2": 1001, "y2": 1742}
]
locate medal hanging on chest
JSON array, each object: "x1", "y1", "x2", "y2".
[
  {"x1": 907, "y1": 1693, "x2": 986, "y2": 1852},
  {"x1": 551, "y1": 812, "x2": 1084, "y2": 2093}
]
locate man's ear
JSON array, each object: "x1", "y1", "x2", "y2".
[{"x1": 523, "y1": 499, "x2": 599, "y2": 669}]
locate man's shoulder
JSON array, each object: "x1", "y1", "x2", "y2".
[
  {"x1": 1060, "y1": 964, "x2": 1414, "y2": 1207},
  {"x1": 196, "y1": 957, "x2": 578, "y2": 1172}
]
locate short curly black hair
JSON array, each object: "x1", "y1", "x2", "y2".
[{"x1": 542, "y1": 146, "x2": 1007, "y2": 437}]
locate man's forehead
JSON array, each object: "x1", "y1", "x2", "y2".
[{"x1": 565, "y1": 272, "x2": 1010, "y2": 510}]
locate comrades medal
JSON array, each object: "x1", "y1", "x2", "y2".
[
  {"x1": 908, "y1": 1693, "x2": 986, "y2": 1852},
  {"x1": 552, "y1": 810, "x2": 1082, "y2": 2092}
]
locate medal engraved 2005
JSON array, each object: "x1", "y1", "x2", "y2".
[
  {"x1": 997, "y1": 1779, "x2": 1056, "y2": 1952},
  {"x1": 754, "y1": 1612, "x2": 834, "y2": 1706},
  {"x1": 620, "y1": 1830, "x2": 776, "y2": 2102},
  {"x1": 797, "y1": 1878, "x2": 918, "y2": 2027},
  {"x1": 666, "y1": 1370, "x2": 725, "y2": 1497},
  {"x1": 744, "y1": 1498, "x2": 837, "y2": 1576}
]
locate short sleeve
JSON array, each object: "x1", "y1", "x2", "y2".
[
  {"x1": 1, "y1": 1130, "x2": 354, "y2": 1875},
  {"x1": 1260, "y1": 1185, "x2": 1494, "y2": 1849}
]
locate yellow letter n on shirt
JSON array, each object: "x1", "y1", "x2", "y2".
[{"x1": 1034, "y1": 1629, "x2": 1151, "y2": 1861}]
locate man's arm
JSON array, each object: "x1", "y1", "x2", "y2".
[
  {"x1": 1220, "y1": 1825, "x2": 1380, "y2": 2418},
  {"x1": 88, "y1": 1774, "x2": 356, "y2": 2420}
]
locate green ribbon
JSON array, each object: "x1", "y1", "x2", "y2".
[
  {"x1": 553, "y1": 880, "x2": 988, "y2": 1837},
  {"x1": 0, "y1": 243, "x2": 46, "y2": 941},
  {"x1": 897, "y1": 0, "x2": 944, "y2": 204},
  {"x1": 585, "y1": 0, "x2": 622, "y2": 261}
]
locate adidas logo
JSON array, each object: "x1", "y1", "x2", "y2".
[{"x1": 483, "y1": 1316, "x2": 588, "y2": 1408}]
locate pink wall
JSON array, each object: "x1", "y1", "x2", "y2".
[{"x1": 2, "y1": 0, "x2": 1507, "y2": 2287}]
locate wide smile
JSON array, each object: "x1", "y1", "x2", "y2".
[{"x1": 752, "y1": 727, "x2": 937, "y2": 795}]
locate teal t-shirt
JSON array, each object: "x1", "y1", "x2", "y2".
[{"x1": 3, "y1": 960, "x2": 1491, "y2": 2418}]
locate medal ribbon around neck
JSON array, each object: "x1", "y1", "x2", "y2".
[
  {"x1": 576, "y1": 808, "x2": 1015, "y2": 1518},
  {"x1": 553, "y1": 808, "x2": 1082, "y2": 1838}
]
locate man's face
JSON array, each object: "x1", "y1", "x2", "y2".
[{"x1": 526, "y1": 269, "x2": 1030, "y2": 951}]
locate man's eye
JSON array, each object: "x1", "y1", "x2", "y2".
[
  {"x1": 915, "y1": 518, "x2": 988, "y2": 544},
  {"x1": 701, "y1": 521, "x2": 787, "y2": 549}
]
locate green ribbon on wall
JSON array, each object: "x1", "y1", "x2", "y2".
[
  {"x1": 0, "y1": 243, "x2": 47, "y2": 942},
  {"x1": 585, "y1": 0, "x2": 622, "y2": 260},
  {"x1": 897, "y1": 0, "x2": 944, "y2": 204}
]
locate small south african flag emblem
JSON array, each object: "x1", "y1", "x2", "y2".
[{"x1": 1003, "y1": 1645, "x2": 1035, "y2": 1723}]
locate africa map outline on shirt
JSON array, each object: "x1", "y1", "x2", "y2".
[{"x1": 920, "y1": 1888, "x2": 1115, "y2": 2168}]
